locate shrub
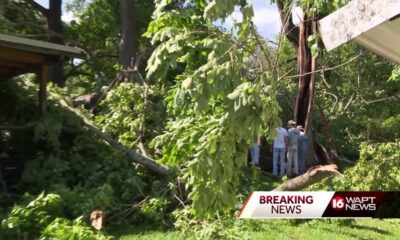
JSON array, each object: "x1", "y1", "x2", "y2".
[
  {"x1": 308, "y1": 141, "x2": 400, "y2": 191},
  {"x1": 0, "y1": 193, "x2": 111, "y2": 240}
]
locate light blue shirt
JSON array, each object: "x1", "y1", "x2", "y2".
[{"x1": 288, "y1": 128, "x2": 300, "y2": 150}]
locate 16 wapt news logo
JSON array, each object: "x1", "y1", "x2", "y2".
[{"x1": 331, "y1": 196, "x2": 376, "y2": 211}]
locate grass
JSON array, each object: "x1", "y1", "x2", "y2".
[
  {"x1": 115, "y1": 219, "x2": 400, "y2": 240},
  {"x1": 114, "y1": 168, "x2": 400, "y2": 240}
]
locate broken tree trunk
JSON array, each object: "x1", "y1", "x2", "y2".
[
  {"x1": 51, "y1": 93, "x2": 170, "y2": 176},
  {"x1": 277, "y1": 1, "x2": 316, "y2": 128},
  {"x1": 273, "y1": 164, "x2": 341, "y2": 191},
  {"x1": 277, "y1": 1, "x2": 332, "y2": 165}
]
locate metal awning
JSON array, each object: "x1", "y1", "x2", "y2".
[
  {"x1": 0, "y1": 33, "x2": 84, "y2": 59},
  {"x1": 0, "y1": 34, "x2": 85, "y2": 112},
  {"x1": 0, "y1": 33, "x2": 85, "y2": 80},
  {"x1": 318, "y1": 0, "x2": 400, "y2": 64}
]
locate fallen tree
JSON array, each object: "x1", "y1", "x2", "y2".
[
  {"x1": 273, "y1": 164, "x2": 341, "y2": 191},
  {"x1": 50, "y1": 92, "x2": 170, "y2": 176}
]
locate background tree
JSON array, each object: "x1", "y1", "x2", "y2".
[
  {"x1": 119, "y1": 0, "x2": 138, "y2": 81},
  {"x1": 26, "y1": 0, "x2": 65, "y2": 87}
]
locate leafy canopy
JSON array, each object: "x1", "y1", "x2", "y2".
[{"x1": 146, "y1": 0, "x2": 281, "y2": 217}]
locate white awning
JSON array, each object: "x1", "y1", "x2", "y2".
[{"x1": 318, "y1": 0, "x2": 400, "y2": 64}]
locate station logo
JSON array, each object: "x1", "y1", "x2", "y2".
[{"x1": 330, "y1": 195, "x2": 376, "y2": 212}]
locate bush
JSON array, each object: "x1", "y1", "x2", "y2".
[
  {"x1": 0, "y1": 193, "x2": 111, "y2": 240},
  {"x1": 308, "y1": 141, "x2": 400, "y2": 191},
  {"x1": 40, "y1": 217, "x2": 112, "y2": 240}
]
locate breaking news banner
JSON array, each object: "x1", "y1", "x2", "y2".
[{"x1": 239, "y1": 191, "x2": 400, "y2": 219}]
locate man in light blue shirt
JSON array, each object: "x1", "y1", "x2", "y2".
[
  {"x1": 287, "y1": 120, "x2": 300, "y2": 175},
  {"x1": 297, "y1": 126, "x2": 308, "y2": 174}
]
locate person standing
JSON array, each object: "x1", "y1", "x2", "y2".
[
  {"x1": 287, "y1": 120, "x2": 300, "y2": 175},
  {"x1": 250, "y1": 136, "x2": 261, "y2": 166},
  {"x1": 272, "y1": 126, "x2": 288, "y2": 176},
  {"x1": 297, "y1": 126, "x2": 308, "y2": 174}
]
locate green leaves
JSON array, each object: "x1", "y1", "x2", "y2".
[
  {"x1": 307, "y1": 34, "x2": 320, "y2": 57},
  {"x1": 147, "y1": 0, "x2": 280, "y2": 218},
  {"x1": 241, "y1": 4, "x2": 254, "y2": 21},
  {"x1": 309, "y1": 141, "x2": 400, "y2": 192},
  {"x1": 204, "y1": 0, "x2": 235, "y2": 21}
]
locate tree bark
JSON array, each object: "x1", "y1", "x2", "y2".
[
  {"x1": 50, "y1": 93, "x2": 170, "y2": 176},
  {"x1": 273, "y1": 164, "x2": 341, "y2": 191},
  {"x1": 293, "y1": 13, "x2": 315, "y2": 128},
  {"x1": 47, "y1": 0, "x2": 65, "y2": 87},
  {"x1": 119, "y1": 0, "x2": 138, "y2": 82},
  {"x1": 277, "y1": 1, "x2": 326, "y2": 165}
]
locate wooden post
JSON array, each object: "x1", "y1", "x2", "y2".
[{"x1": 38, "y1": 65, "x2": 49, "y2": 113}]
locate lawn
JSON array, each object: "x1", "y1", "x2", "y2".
[
  {"x1": 114, "y1": 170, "x2": 400, "y2": 240},
  {"x1": 116, "y1": 219, "x2": 400, "y2": 240}
]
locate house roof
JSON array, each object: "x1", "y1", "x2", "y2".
[
  {"x1": 0, "y1": 34, "x2": 85, "y2": 79},
  {"x1": 318, "y1": 0, "x2": 400, "y2": 64},
  {"x1": 0, "y1": 33, "x2": 85, "y2": 59}
]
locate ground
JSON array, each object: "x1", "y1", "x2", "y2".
[
  {"x1": 115, "y1": 219, "x2": 400, "y2": 240},
  {"x1": 112, "y1": 172, "x2": 400, "y2": 240}
]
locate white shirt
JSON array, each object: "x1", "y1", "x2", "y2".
[{"x1": 273, "y1": 127, "x2": 288, "y2": 149}]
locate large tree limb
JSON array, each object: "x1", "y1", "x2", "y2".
[
  {"x1": 273, "y1": 164, "x2": 341, "y2": 191},
  {"x1": 276, "y1": 0, "x2": 299, "y2": 49},
  {"x1": 50, "y1": 93, "x2": 170, "y2": 176}
]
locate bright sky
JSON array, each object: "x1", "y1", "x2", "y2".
[
  {"x1": 34, "y1": 0, "x2": 75, "y2": 23},
  {"x1": 222, "y1": 0, "x2": 281, "y2": 39},
  {"x1": 34, "y1": 0, "x2": 281, "y2": 39}
]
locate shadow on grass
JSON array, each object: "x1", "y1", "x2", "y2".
[
  {"x1": 110, "y1": 223, "x2": 177, "y2": 238},
  {"x1": 319, "y1": 222, "x2": 392, "y2": 240},
  {"x1": 350, "y1": 224, "x2": 392, "y2": 236},
  {"x1": 321, "y1": 227, "x2": 371, "y2": 240}
]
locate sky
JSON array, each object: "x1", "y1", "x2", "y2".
[
  {"x1": 34, "y1": 0, "x2": 282, "y2": 39},
  {"x1": 222, "y1": 0, "x2": 281, "y2": 39}
]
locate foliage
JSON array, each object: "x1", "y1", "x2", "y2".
[
  {"x1": 40, "y1": 217, "x2": 112, "y2": 240},
  {"x1": 1, "y1": 193, "x2": 62, "y2": 239},
  {"x1": 95, "y1": 82, "x2": 166, "y2": 152},
  {"x1": 146, "y1": 0, "x2": 281, "y2": 217},
  {"x1": 173, "y1": 206, "x2": 244, "y2": 240},
  {"x1": 308, "y1": 141, "x2": 400, "y2": 191},
  {"x1": 1, "y1": 78, "x2": 172, "y2": 232},
  {"x1": 140, "y1": 197, "x2": 171, "y2": 226},
  {"x1": 298, "y1": 0, "x2": 348, "y2": 16},
  {"x1": 0, "y1": 0, "x2": 47, "y2": 37},
  {"x1": 64, "y1": 0, "x2": 155, "y2": 95},
  {"x1": 170, "y1": 168, "x2": 280, "y2": 239},
  {"x1": 1, "y1": 193, "x2": 111, "y2": 240},
  {"x1": 311, "y1": 44, "x2": 399, "y2": 157}
]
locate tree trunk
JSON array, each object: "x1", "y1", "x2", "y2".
[
  {"x1": 277, "y1": 1, "x2": 324, "y2": 164},
  {"x1": 273, "y1": 164, "x2": 341, "y2": 191},
  {"x1": 47, "y1": 0, "x2": 65, "y2": 87},
  {"x1": 119, "y1": 0, "x2": 138, "y2": 82}
]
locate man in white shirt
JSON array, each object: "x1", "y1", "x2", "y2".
[{"x1": 272, "y1": 126, "x2": 288, "y2": 176}]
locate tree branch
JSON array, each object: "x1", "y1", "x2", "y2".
[
  {"x1": 49, "y1": 92, "x2": 170, "y2": 176},
  {"x1": 273, "y1": 164, "x2": 342, "y2": 191},
  {"x1": 276, "y1": 0, "x2": 299, "y2": 49},
  {"x1": 279, "y1": 54, "x2": 360, "y2": 81}
]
